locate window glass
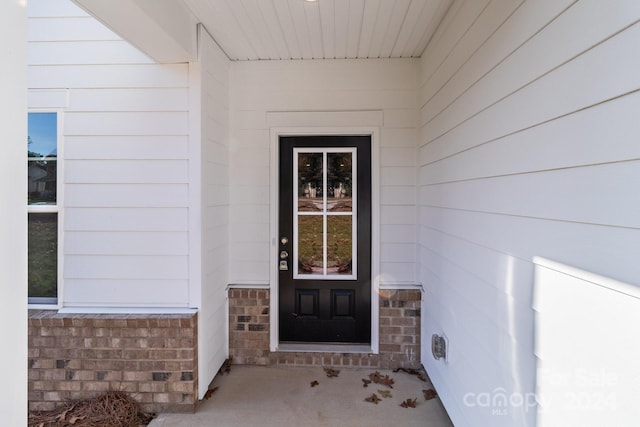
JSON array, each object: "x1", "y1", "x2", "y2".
[
  {"x1": 27, "y1": 112, "x2": 58, "y2": 303},
  {"x1": 28, "y1": 213, "x2": 58, "y2": 298},
  {"x1": 28, "y1": 112, "x2": 57, "y2": 205}
]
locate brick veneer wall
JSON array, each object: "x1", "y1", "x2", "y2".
[
  {"x1": 228, "y1": 288, "x2": 421, "y2": 370},
  {"x1": 28, "y1": 311, "x2": 198, "y2": 413},
  {"x1": 378, "y1": 289, "x2": 421, "y2": 369},
  {"x1": 228, "y1": 289, "x2": 270, "y2": 365}
]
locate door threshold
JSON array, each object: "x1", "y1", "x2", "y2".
[{"x1": 277, "y1": 342, "x2": 372, "y2": 353}]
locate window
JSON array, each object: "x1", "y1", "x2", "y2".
[{"x1": 28, "y1": 112, "x2": 59, "y2": 304}]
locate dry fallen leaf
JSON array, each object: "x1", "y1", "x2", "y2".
[
  {"x1": 203, "y1": 386, "x2": 219, "y2": 400},
  {"x1": 400, "y1": 398, "x2": 418, "y2": 408},
  {"x1": 393, "y1": 367, "x2": 428, "y2": 382},
  {"x1": 219, "y1": 356, "x2": 233, "y2": 375},
  {"x1": 365, "y1": 393, "x2": 382, "y2": 404},
  {"x1": 310, "y1": 380, "x2": 319, "y2": 387},
  {"x1": 368, "y1": 371, "x2": 394, "y2": 388},
  {"x1": 362, "y1": 378, "x2": 372, "y2": 387},
  {"x1": 324, "y1": 367, "x2": 340, "y2": 378},
  {"x1": 423, "y1": 389, "x2": 437, "y2": 400},
  {"x1": 378, "y1": 390, "x2": 392, "y2": 398}
]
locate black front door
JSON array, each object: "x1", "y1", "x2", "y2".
[{"x1": 279, "y1": 135, "x2": 371, "y2": 343}]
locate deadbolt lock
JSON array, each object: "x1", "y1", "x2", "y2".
[{"x1": 280, "y1": 250, "x2": 289, "y2": 259}]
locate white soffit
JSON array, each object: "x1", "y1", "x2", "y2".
[
  {"x1": 183, "y1": 0, "x2": 453, "y2": 61},
  {"x1": 74, "y1": 0, "x2": 452, "y2": 63}
]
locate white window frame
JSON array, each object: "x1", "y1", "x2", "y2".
[{"x1": 27, "y1": 110, "x2": 63, "y2": 308}]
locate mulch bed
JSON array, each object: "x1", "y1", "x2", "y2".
[{"x1": 28, "y1": 391, "x2": 155, "y2": 427}]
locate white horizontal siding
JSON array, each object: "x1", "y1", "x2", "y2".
[
  {"x1": 421, "y1": 161, "x2": 640, "y2": 228},
  {"x1": 421, "y1": 206, "x2": 640, "y2": 287},
  {"x1": 65, "y1": 255, "x2": 188, "y2": 280},
  {"x1": 29, "y1": 41, "x2": 154, "y2": 65},
  {"x1": 380, "y1": 186, "x2": 416, "y2": 205},
  {"x1": 64, "y1": 208, "x2": 188, "y2": 231},
  {"x1": 28, "y1": 0, "x2": 88, "y2": 18},
  {"x1": 230, "y1": 58, "x2": 418, "y2": 285},
  {"x1": 65, "y1": 136, "x2": 189, "y2": 160},
  {"x1": 65, "y1": 184, "x2": 189, "y2": 208},
  {"x1": 28, "y1": 89, "x2": 69, "y2": 109},
  {"x1": 63, "y1": 279, "x2": 189, "y2": 307},
  {"x1": 29, "y1": 64, "x2": 188, "y2": 89},
  {"x1": 65, "y1": 231, "x2": 188, "y2": 255},
  {"x1": 420, "y1": 91, "x2": 640, "y2": 184},
  {"x1": 380, "y1": 224, "x2": 417, "y2": 244},
  {"x1": 533, "y1": 258, "x2": 640, "y2": 426},
  {"x1": 65, "y1": 112, "x2": 188, "y2": 136},
  {"x1": 28, "y1": 0, "x2": 192, "y2": 308},
  {"x1": 68, "y1": 88, "x2": 189, "y2": 111},
  {"x1": 418, "y1": 1, "x2": 640, "y2": 426},
  {"x1": 65, "y1": 160, "x2": 189, "y2": 184},
  {"x1": 28, "y1": 16, "x2": 119, "y2": 41}
]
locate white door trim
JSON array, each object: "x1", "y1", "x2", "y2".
[{"x1": 269, "y1": 123, "x2": 381, "y2": 353}]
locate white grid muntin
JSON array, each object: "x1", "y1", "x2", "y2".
[{"x1": 293, "y1": 147, "x2": 357, "y2": 281}]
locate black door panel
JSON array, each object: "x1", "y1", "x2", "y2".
[{"x1": 279, "y1": 135, "x2": 371, "y2": 343}]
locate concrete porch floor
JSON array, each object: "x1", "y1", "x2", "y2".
[{"x1": 149, "y1": 365, "x2": 454, "y2": 427}]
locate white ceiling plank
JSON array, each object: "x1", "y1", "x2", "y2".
[
  {"x1": 391, "y1": 0, "x2": 427, "y2": 58},
  {"x1": 333, "y1": 0, "x2": 349, "y2": 59},
  {"x1": 186, "y1": 0, "x2": 256, "y2": 60},
  {"x1": 357, "y1": 0, "x2": 382, "y2": 58},
  {"x1": 379, "y1": 0, "x2": 412, "y2": 58},
  {"x1": 257, "y1": 0, "x2": 292, "y2": 59},
  {"x1": 226, "y1": 0, "x2": 275, "y2": 60},
  {"x1": 303, "y1": 0, "x2": 324, "y2": 58},
  {"x1": 367, "y1": 0, "x2": 396, "y2": 58},
  {"x1": 413, "y1": 0, "x2": 452, "y2": 57},
  {"x1": 241, "y1": 0, "x2": 282, "y2": 60},
  {"x1": 319, "y1": 0, "x2": 336, "y2": 59},
  {"x1": 287, "y1": 0, "x2": 314, "y2": 59},
  {"x1": 402, "y1": 0, "x2": 442, "y2": 57},
  {"x1": 272, "y1": 0, "x2": 302, "y2": 59},
  {"x1": 135, "y1": 0, "x2": 454, "y2": 61},
  {"x1": 346, "y1": 0, "x2": 365, "y2": 58}
]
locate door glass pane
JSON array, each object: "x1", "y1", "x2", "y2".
[
  {"x1": 28, "y1": 213, "x2": 58, "y2": 298},
  {"x1": 298, "y1": 152, "x2": 323, "y2": 212},
  {"x1": 327, "y1": 215, "x2": 352, "y2": 275},
  {"x1": 298, "y1": 215, "x2": 323, "y2": 274},
  {"x1": 294, "y1": 148, "x2": 356, "y2": 280},
  {"x1": 327, "y1": 152, "x2": 352, "y2": 212}
]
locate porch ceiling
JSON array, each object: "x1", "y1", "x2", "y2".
[
  {"x1": 73, "y1": 0, "x2": 453, "y2": 63},
  {"x1": 184, "y1": 0, "x2": 453, "y2": 61}
]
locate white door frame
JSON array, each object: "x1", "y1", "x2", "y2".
[{"x1": 269, "y1": 126, "x2": 380, "y2": 353}]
